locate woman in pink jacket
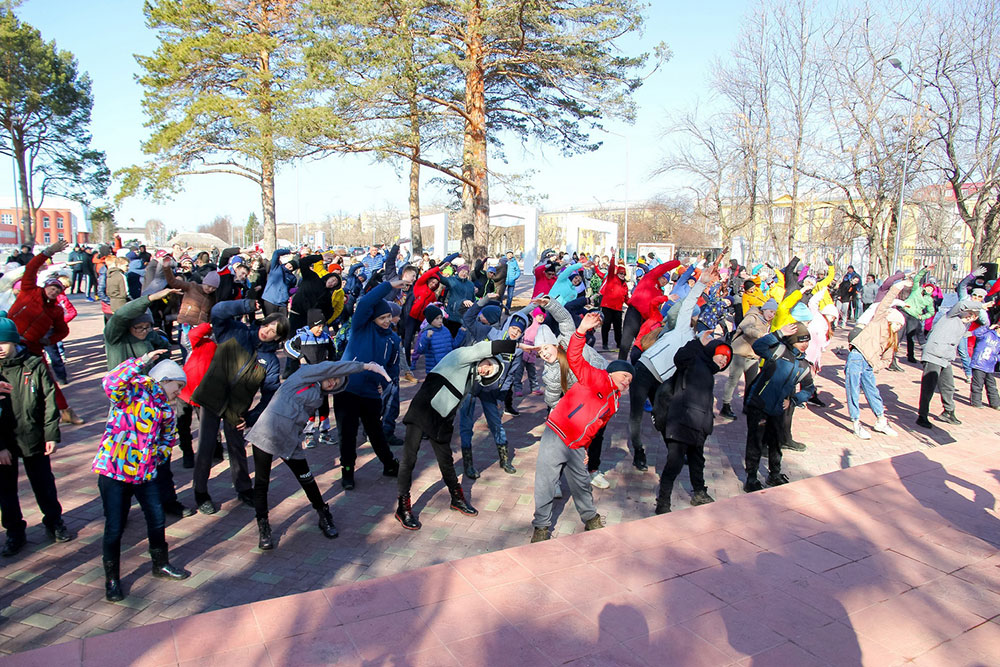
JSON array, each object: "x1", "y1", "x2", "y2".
[{"x1": 92, "y1": 351, "x2": 191, "y2": 603}]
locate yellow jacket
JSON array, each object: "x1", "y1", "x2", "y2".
[
  {"x1": 742, "y1": 276, "x2": 767, "y2": 313},
  {"x1": 328, "y1": 289, "x2": 345, "y2": 324},
  {"x1": 772, "y1": 264, "x2": 835, "y2": 331}
]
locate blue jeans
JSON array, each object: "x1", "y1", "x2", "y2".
[
  {"x1": 98, "y1": 474, "x2": 166, "y2": 562},
  {"x1": 459, "y1": 394, "x2": 506, "y2": 453},
  {"x1": 957, "y1": 339, "x2": 972, "y2": 378},
  {"x1": 44, "y1": 343, "x2": 66, "y2": 382},
  {"x1": 845, "y1": 349, "x2": 884, "y2": 421},
  {"x1": 382, "y1": 379, "x2": 400, "y2": 438},
  {"x1": 505, "y1": 281, "x2": 516, "y2": 312}
]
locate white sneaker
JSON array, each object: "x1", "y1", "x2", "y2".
[
  {"x1": 319, "y1": 418, "x2": 332, "y2": 432},
  {"x1": 303, "y1": 420, "x2": 317, "y2": 434},
  {"x1": 872, "y1": 417, "x2": 898, "y2": 437},
  {"x1": 590, "y1": 471, "x2": 610, "y2": 489},
  {"x1": 852, "y1": 420, "x2": 871, "y2": 440}
]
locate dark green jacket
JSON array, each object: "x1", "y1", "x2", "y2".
[
  {"x1": 190, "y1": 337, "x2": 267, "y2": 426},
  {"x1": 103, "y1": 296, "x2": 170, "y2": 370},
  {"x1": 0, "y1": 350, "x2": 60, "y2": 456}
]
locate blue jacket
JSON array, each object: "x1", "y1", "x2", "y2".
[
  {"x1": 549, "y1": 262, "x2": 584, "y2": 304},
  {"x1": 972, "y1": 326, "x2": 1000, "y2": 373},
  {"x1": 506, "y1": 258, "x2": 521, "y2": 285},
  {"x1": 262, "y1": 249, "x2": 296, "y2": 305},
  {"x1": 746, "y1": 332, "x2": 815, "y2": 416},
  {"x1": 670, "y1": 265, "x2": 697, "y2": 300},
  {"x1": 361, "y1": 252, "x2": 386, "y2": 280},
  {"x1": 343, "y1": 281, "x2": 399, "y2": 398},
  {"x1": 441, "y1": 275, "x2": 476, "y2": 320},
  {"x1": 210, "y1": 298, "x2": 282, "y2": 414},
  {"x1": 416, "y1": 324, "x2": 464, "y2": 371}
]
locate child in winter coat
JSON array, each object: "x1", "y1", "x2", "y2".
[
  {"x1": 415, "y1": 305, "x2": 464, "y2": 371},
  {"x1": 245, "y1": 360, "x2": 391, "y2": 550},
  {"x1": 0, "y1": 314, "x2": 70, "y2": 559},
  {"x1": 532, "y1": 312, "x2": 634, "y2": 543},
  {"x1": 511, "y1": 308, "x2": 545, "y2": 396},
  {"x1": 93, "y1": 352, "x2": 191, "y2": 602},
  {"x1": 284, "y1": 308, "x2": 336, "y2": 433},
  {"x1": 970, "y1": 321, "x2": 1000, "y2": 408}
]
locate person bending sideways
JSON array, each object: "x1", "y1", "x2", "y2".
[
  {"x1": 394, "y1": 339, "x2": 517, "y2": 530},
  {"x1": 245, "y1": 360, "x2": 390, "y2": 550},
  {"x1": 531, "y1": 312, "x2": 634, "y2": 543}
]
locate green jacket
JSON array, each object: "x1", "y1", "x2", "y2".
[
  {"x1": 902, "y1": 268, "x2": 934, "y2": 321},
  {"x1": 0, "y1": 350, "x2": 60, "y2": 456},
  {"x1": 104, "y1": 296, "x2": 170, "y2": 370},
  {"x1": 191, "y1": 338, "x2": 267, "y2": 426}
]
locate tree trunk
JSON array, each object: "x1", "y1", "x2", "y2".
[
  {"x1": 12, "y1": 134, "x2": 34, "y2": 247},
  {"x1": 261, "y1": 158, "x2": 276, "y2": 255},
  {"x1": 461, "y1": 0, "x2": 489, "y2": 259},
  {"x1": 974, "y1": 203, "x2": 999, "y2": 265},
  {"x1": 408, "y1": 101, "x2": 423, "y2": 256}
]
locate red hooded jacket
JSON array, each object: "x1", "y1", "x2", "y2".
[
  {"x1": 409, "y1": 265, "x2": 444, "y2": 320},
  {"x1": 8, "y1": 252, "x2": 69, "y2": 355},
  {"x1": 546, "y1": 331, "x2": 623, "y2": 449},
  {"x1": 627, "y1": 259, "x2": 680, "y2": 317},
  {"x1": 599, "y1": 255, "x2": 629, "y2": 311},
  {"x1": 179, "y1": 323, "x2": 216, "y2": 407}
]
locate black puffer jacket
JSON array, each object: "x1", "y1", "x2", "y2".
[{"x1": 652, "y1": 338, "x2": 732, "y2": 445}]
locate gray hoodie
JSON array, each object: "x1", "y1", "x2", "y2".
[{"x1": 921, "y1": 299, "x2": 984, "y2": 368}]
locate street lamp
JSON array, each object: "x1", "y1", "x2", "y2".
[
  {"x1": 601, "y1": 129, "x2": 630, "y2": 263},
  {"x1": 888, "y1": 57, "x2": 921, "y2": 273}
]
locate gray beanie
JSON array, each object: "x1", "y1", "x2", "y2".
[
  {"x1": 534, "y1": 325, "x2": 558, "y2": 347},
  {"x1": 130, "y1": 310, "x2": 155, "y2": 326},
  {"x1": 761, "y1": 298, "x2": 779, "y2": 312},
  {"x1": 149, "y1": 359, "x2": 186, "y2": 384}
]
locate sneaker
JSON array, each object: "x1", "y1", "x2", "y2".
[
  {"x1": 303, "y1": 420, "x2": 317, "y2": 434},
  {"x1": 45, "y1": 521, "x2": 72, "y2": 543},
  {"x1": 644, "y1": 400, "x2": 652, "y2": 413},
  {"x1": 852, "y1": 420, "x2": 871, "y2": 440},
  {"x1": 1, "y1": 534, "x2": 26, "y2": 558},
  {"x1": 197, "y1": 500, "x2": 218, "y2": 515},
  {"x1": 589, "y1": 471, "x2": 610, "y2": 489},
  {"x1": 531, "y1": 526, "x2": 551, "y2": 543},
  {"x1": 939, "y1": 411, "x2": 962, "y2": 425},
  {"x1": 341, "y1": 467, "x2": 355, "y2": 490},
  {"x1": 318, "y1": 418, "x2": 332, "y2": 432},
  {"x1": 872, "y1": 417, "x2": 898, "y2": 437},
  {"x1": 744, "y1": 478, "x2": 764, "y2": 493},
  {"x1": 766, "y1": 472, "x2": 790, "y2": 486},
  {"x1": 531, "y1": 388, "x2": 543, "y2": 395},
  {"x1": 403, "y1": 372, "x2": 418, "y2": 384},
  {"x1": 781, "y1": 439, "x2": 807, "y2": 452},
  {"x1": 690, "y1": 489, "x2": 715, "y2": 506},
  {"x1": 515, "y1": 390, "x2": 524, "y2": 397}
]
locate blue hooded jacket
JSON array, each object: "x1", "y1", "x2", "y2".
[
  {"x1": 343, "y1": 281, "x2": 400, "y2": 398},
  {"x1": 746, "y1": 332, "x2": 815, "y2": 416},
  {"x1": 210, "y1": 298, "x2": 282, "y2": 417},
  {"x1": 262, "y1": 249, "x2": 296, "y2": 305}
]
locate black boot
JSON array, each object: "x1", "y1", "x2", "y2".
[
  {"x1": 1, "y1": 533, "x2": 26, "y2": 558},
  {"x1": 719, "y1": 403, "x2": 737, "y2": 421},
  {"x1": 744, "y1": 476, "x2": 764, "y2": 493},
  {"x1": 317, "y1": 504, "x2": 339, "y2": 539},
  {"x1": 766, "y1": 472, "x2": 790, "y2": 486},
  {"x1": 150, "y1": 547, "x2": 190, "y2": 580},
  {"x1": 382, "y1": 458, "x2": 399, "y2": 477},
  {"x1": 633, "y1": 447, "x2": 648, "y2": 472},
  {"x1": 341, "y1": 466, "x2": 355, "y2": 490},
  {"x1": 691, "y1": 489, "x2": 715, "y2": 506},
  {"x1": 497, "y1": 444, "x2": 516, "y2": 474},
  {"x1": 462, "y1": 451, "x2": 480, "y2": 479},
  {"x1": 395, "y1": 494, "x2": 421, "y2": 530},
  {"x1": 449, "y1": 486, "x2": 478, "y2": 516},
  {"x1": 103, "y1": 558, "x2": 124, "y2": 602},
  {"x1": 915, "y1": 415, "x2": 934, "y2": 429},
  {"x1": 654, "y1": 501, "x2": 671, "y2": 515},
  {"x1": 257, "y1": 517, "x2": 274, "y2": 550},
  {"x1": 504, "y1": 390, "x2": 520, "y2": 416}
]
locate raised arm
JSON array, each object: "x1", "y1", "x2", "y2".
[
  {"x1": 352, "y1": 280, "x2": 394, "y2": 326},
  {"x1": 542, "y1": 298, "x2": 577, "y2": 341}
]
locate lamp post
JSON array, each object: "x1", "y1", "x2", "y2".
[
  {"x1": 888, "y1": 57, "x2": 921, "y2": 273},
  {"x1": 602, "y1": 129, "x2": 630, "y2": 263}
]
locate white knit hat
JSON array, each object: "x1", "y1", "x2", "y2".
[
  {"x1": 534, "y1": 324, "x2": 558, "y2": 347},
  {"x1": 149, "y1": 359, "x2": 186, "y2": 384}
]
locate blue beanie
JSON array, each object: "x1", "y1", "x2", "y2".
[
  {"x1": 481, "y1": 305, "x2": 502, "y2": 325},
  {"x1": 508, "y1": 313, "x2": 529, "y2": 330},
  {"x1": 372, "y1": 300, "x2": 392, "y2": 318},
  {"x1": 790, "y1": 302, "x2": 813, "y2": 322}
]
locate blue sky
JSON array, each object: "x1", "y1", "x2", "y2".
[{"x1": 1, "y1": 0, "x2": 747, "y2": 233}]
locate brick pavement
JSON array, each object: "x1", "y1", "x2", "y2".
[{"x1": 0, "y1": 295, "x2": 997, "y2": 657}]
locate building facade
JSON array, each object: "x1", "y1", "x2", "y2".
[{"x1": 0, "y1": 195, "x2": 91, "y2": 246}]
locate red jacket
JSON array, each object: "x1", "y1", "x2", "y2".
[
  {"x1": 409, "y1": 265, "x2": 443, "y2": 320},
  {"x1": 532, "y1": 263, "x2": 557, "y2": 298},
  {"x1": 627, "y1": 259, "x2": 680, "y2": 317},
  {"x1": 599, "y1": 255, "x2": 629, "y2": 311},
  {"x1": 56, "y1": 293, "x2": 78, "y2": 323},
  {"x1": 179, "y1": 323, "x2": 216, "y2": 407},
  {"x1": 8, "y1": 253, "x2": 69, "y2": 355},
  {"x1": 546, "y1": 331, "x2": 622, "y2": 448}
]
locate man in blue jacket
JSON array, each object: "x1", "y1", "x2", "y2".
[
  {"x1": 262, "y1": 249, "x2": 297, "y2": 316},
  {"x1": 743, "y1": 322, "x2": 815, "y2": 492},
  {"x1": 334, "y1": 280, "x2": 402, "y2": 490},
  {"x1": 504, "y1": 251, "x2": 521, "y2": 313}
]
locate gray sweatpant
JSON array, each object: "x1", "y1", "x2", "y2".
[
  {"x1": 532, "y1": 428, "x2": 598, "y2": 528},
  {"x1": 723, "y1": 354, "x2": 760, "y2": 404}
]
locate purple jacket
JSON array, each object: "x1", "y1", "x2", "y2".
[{"x1": 971, "y1": 326, "x2": 1000, "y2": 373}]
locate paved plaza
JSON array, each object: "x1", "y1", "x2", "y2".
[{"x1": 0, "y1": 295, "x2": 998, "y2": 663}]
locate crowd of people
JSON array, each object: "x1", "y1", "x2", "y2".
[{"x1": 0, "y1": 236, "x2": 997, "y2": 603}]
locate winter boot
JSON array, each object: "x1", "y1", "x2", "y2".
[
  {"x1": 1, "y1": 533, "x2": 26, "y2": 558},
  {"x1": 915, "y1": 415, "x2": 934, "y2": 429},
  {"x1": 690, "y1": 489, "x2": 715, "y2": 506},
  {"x1": 744, "y1": 476, "x2": 764, "y2": 493},
  {"x1": 60, "y1": 407, "x2": 84, "y2": 425},
  {"x1": 497, "y1": 444, "x2": 516, "y2": 474},
  {"x1": 257, "y1": 517, "x2": 274, "y2": 550},
  {"x1": 719, "y1": 403, "x2": 737, "y2": 421},
  {"x1": 150, "y1": 547, "x2": 190, "y2": 580},
  {"x1": 382, "y1": 458, "x2": 400, "y2": 477},
  {"x1": 448, "y1": 486, "x2": 478, "y2": 516},
  {"x1": 394, "y1": 495, "x2": 421, "y2": 531},
  {"x1": 504, "y1": 390, "x2": 520, "y2": 416},
  {"x1": 317, "y1": 505, "x2": 339, "y2": 539},
  {"x1": 583, "y1": 514, "x2": 605, "y2": 531},
  {"x1": 103, "y1": 558, "x2": 124, "y2": 602},
  {"x1": 530, "y1": 526, "x2": 551, "y2": 543},
  {"x1": 462, "y1": 451, "x2": 480, "y2": 479},
  {"x1": 633, "y1": 447, "x2": 648, "y2": 472},
  {"x1": 766, "y1": 472, "x2": 790, "y2": 486},
  {"x1": 654, "y1": 501, "x2": 671, "y2": 515}
]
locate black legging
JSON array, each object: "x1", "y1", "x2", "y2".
[
  {"x1": 86, "y1": 267, "x2": 98, "y2": 297},
  {"x1": 903, "y1": 312, "x2": 922, "y2": 361},
  {"x1": 627, "y1": 364, "x2": 661, "y2": 457},
  {"x1": 601, "y1": 307, "x2": 623, "y2": 349},
  {"x1": 587, "y1": 425, "x2": 607, "y2": 473},
  {"x1": 333, "y1": 391, "x2": 396, "y2": 470},
  {"x1": 72, "y1": 271, "x2": 85, "y2": 293},
  {"x1": 619, "y1": 306, "x2": 643, "y2": 360},
  {"x1": 401, "y1": 314, "x2": 420, "y2": 365},
  {"x1": 176, "y1": 402, "x2": 195, "y2": 460},
  {"x1": 397, "y1": 423, "x2": 459, "y2": 495},
  {"x1": 656, "y1": 437, "x2": 707, "y2": 507},
  {"x1": 262, "y1": 300, "x2": 287, "y2": 317},
  {"x1": 252, "y1": 446, "x2": 326, "y2": 520}
]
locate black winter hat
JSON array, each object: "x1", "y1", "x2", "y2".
[
  {"x1": 307, "y1": 308, "x2": 325, "y2": 328},
  {"x1": 424, "y1": 305, "x2": 443, "y2": 323}
]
